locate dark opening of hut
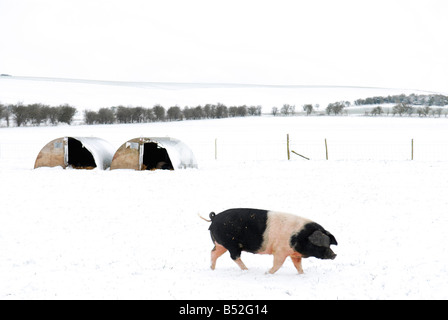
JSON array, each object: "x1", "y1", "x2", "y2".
[
  {"x1": 68, "y1": 138, "x2": 97, "y2": 169},
  {"x1": 142, "y1": 142, "x2": 174, "y2": 170}
]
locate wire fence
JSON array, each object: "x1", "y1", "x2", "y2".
[
  {"x1": 209, "y1": 136, "x2": 448, "y2": 162},
  {"x1": 293, "y1": 139, "x2": 448, "y2": 161}
]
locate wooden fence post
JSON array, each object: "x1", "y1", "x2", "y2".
[
  {"x1": 325, "y1": 138, "x2": 328, "y2": 160},
  {"x1": 287, "y1": 134, "x2": 290, "y2": 160},
  {"x1": 215, "y1": 138, "x2": 218, "y2": 160},
  {"x1": 411, "y1": 139, "x2": 414, "y2": 160}
]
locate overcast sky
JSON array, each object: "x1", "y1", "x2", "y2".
[{"x1": 1, "y1": 0, "x2": 447, "y2": 93}]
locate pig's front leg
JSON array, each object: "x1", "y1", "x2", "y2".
[
  {"x1": 268, "y1": 253, "x2": 288, "y2": 274},
  {"x1": 290, "y1": 256, "x2": 304, "y2": 274}
]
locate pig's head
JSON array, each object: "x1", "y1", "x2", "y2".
[{"x1": 290, "y1": 222, "x2": 338, "y2": 260}]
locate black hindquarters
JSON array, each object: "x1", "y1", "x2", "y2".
[{"x1": 209, "y1": 208, "x2": 268, "y2": 260}]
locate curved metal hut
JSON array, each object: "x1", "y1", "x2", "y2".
[
  {"x1": 110, "y1": 137, "x2": 198, "y2": 170},
  {"x1": 34, "y1": 137, "x2": 115, "y2": 170}
]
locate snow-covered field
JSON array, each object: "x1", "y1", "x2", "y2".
[
  {"x1": 1, "y1": 76, "x2": 439, "y2": 115},
  {"x1": 1, "y1": 115, "x2": 448, "y2": 300}
]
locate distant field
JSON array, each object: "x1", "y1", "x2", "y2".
[{"x1": 1, "y1": 76, "x2": 439, "y2": 115}]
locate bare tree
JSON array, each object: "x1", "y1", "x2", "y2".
[
  {"x1": 303, "y1": 104, "x2": 313, "y2": 116},
  {"x1": 281, "y1": 104, "x2": 295, "y2": 116}
]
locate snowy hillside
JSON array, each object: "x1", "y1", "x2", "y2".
[
  {"x1": 0, "y1": 76, "x2": 439, "y2": 115},
  {"x1": 1, "y1": 116, "x2": 448, "y2": 299}
]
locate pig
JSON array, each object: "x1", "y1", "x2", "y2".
[{"x1": 202, "y1": 208, "x2": 337, "y2": 274}]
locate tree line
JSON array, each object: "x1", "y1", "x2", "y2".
[
  {"x1": 352, "y1": 94, "x2": 448, "y2": 117},
  {"x1": 271, "y1": 102, "x2": 349, "y2": 116},
  {"x1": 0, "y1": 103, "x2": 77, "y2": 127},
  {"x1": 326, "y1": 101, "x2": 446, "y2": 117},
  {"x1": 2, "y1": 93, "x2": 448, "y2": 127},
  {"x1": 84, "y1": 103, "x2": 262, "y2": 125},
  {"x1": 275, "y1": 94, "x2": 448, "y2": 117},
  {"x1": 354, "y1": 93, "x2": 448, "y2": 107},
  {"x1": 369, "y1": 104, "x2": 445, "y2": 117}
]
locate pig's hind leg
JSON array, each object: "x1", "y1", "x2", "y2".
[
  {"x1": 233, "y1": 258, "x2": 248, "y2": 270},
  {"x1": 211, "y1": 243, "x2": 227, "y2": 270},
  {"x1": 228, "y1": 245, "x2": 248, "y2": 271},
  {"x1": 211, "y1": 242, "x2": 248, "y2": 271}
]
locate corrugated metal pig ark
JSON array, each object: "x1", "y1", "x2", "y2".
[
  {"x1": 110, "y1": 137, "x2": 198, "y2": 171},
  {"x1": 34, "y1": 137, "x2": 114, "y2": 170}
]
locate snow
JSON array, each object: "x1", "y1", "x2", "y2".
[
  {"x1": 1, "y1": 116, "x2": 448, "y2": 299},
  {"x1": 1, "y1": 76, "x2": 440, "y2": 114}
]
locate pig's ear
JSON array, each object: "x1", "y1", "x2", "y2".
[
  {"x1": 326, "y1": 232, "x2": 337, "y2": 246},
  {"x1": 308, "y1": 231, "x2": 331, "y2": 247}
]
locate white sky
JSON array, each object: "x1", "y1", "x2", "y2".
[{"x1": 1, "y1": 0, "x2": 447, "y2": 93}]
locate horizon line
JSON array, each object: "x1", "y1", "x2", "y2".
[{"x1": 1, "y1": 74, "x2": 442, "y2": 95}]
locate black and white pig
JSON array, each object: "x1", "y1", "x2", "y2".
[{"x1": 202, "y1": 208, "x2": 337, "y2": 274}]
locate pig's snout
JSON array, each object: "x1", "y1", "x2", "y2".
[
  {"x1": 324, "y1": 249, "x2": 337, "y2": 260},
  {"x1": 329, "y1": 252, "x2": 337, "y2": 260}
]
